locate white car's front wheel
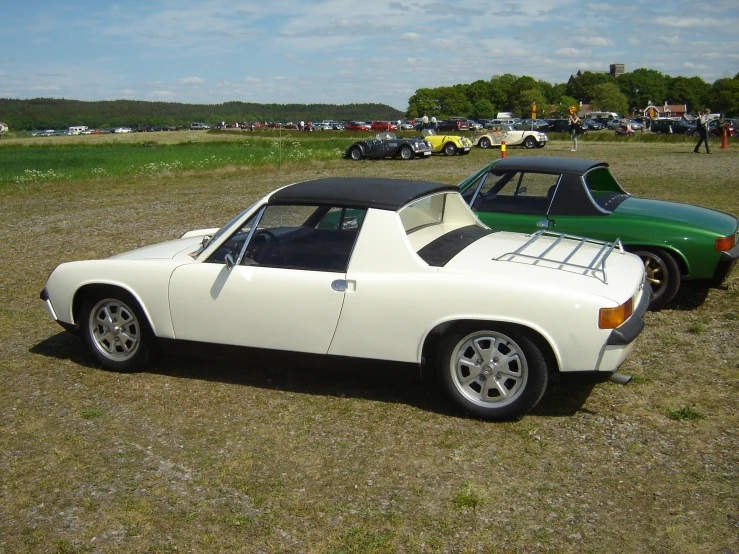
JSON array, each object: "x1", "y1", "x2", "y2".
[
  {"x1": 437, "y1": 327, "x2": 548, "y2": 420},
  {"x1": 81, "y1": 291, "x2": 153, "y2": 371}
]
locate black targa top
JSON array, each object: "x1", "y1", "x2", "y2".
[
  {"x1": 487, "y1": 156, "x2": 609, "y2": 176},
  {"x1": 475, "y1": 157, "x2": 628, "y2": 216},
  {"x1": 269, "y1": 178, "x2": 458, "y2": 211}
]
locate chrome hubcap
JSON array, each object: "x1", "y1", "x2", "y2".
[
  {"x1": 451, "y1": 331, "x2": 528, "y2": 408},
  {"x1": 89, "y1": 299, "x2": 140, "y2": 361}
]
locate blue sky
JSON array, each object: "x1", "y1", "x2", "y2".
[{"x1": 2, "y1": 0, "x2": 737, "y2": 110}]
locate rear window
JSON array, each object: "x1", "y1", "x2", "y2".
[{"x1": 399, "y1": 194, "x2": 446, "y2": 233}]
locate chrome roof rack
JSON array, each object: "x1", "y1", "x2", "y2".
[{"x1": 495, "y1": 230, "x2": 624, "y2": 283}]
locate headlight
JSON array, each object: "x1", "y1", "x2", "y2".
[{"x1": 599, "y1": 298, "x2": 633, "y2": 329}]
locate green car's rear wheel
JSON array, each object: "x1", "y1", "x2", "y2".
[{"x1": 631, "y1": 248, "x2": 681, "y2": 310}]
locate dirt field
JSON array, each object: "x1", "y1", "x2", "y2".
[{"x1": 1, "y1": 140, "x2": 737, "y2": 553}]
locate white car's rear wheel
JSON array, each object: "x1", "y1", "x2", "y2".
[
  {"x1": 81, "y1": 291, "x2": 153, "y2": 370},
  {"x1": 437, "y1": 327, "x2": 548, "y2": 420},
  {"x1": 479, "y1": 137, "x2": 491, "y2": 149}
]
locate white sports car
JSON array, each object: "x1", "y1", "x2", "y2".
[
  {"x1": 473, "y1": 125, "x2": 548, "y2": 149},
  {"x1": 41, "y1": 178, "x2": 649, "y2": 420}
]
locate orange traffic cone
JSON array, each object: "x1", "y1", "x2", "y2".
[
  {"x1": 501, "y1": 140, "x2": 506, "y2": 158},
  {"x1": 721, "y1": 128, "x2": 728, "y2": 149}
]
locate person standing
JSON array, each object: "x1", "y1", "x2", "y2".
[
  {"x1": 568, "y1": 112, "x2": 582, "y2": 151},
  {"x1": 422, "y1": 114, "x2": 429, "y2": 128},
  {"x1": 694, "y1": 109, "x2": 711, "y2": 153}
]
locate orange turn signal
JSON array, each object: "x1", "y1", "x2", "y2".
[
  {"x1": 715, "y1": 235, "x2": 736, "y2": 252},
  {"x1": 599, "y1": 297, "x2": 633, "y2": 329}
]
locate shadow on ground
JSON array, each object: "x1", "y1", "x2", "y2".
[{"x1": 31, "y1": 332, "x2": 602, "y2": 420}]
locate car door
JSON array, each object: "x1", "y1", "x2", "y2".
[
  {"x1": 468, "y1": 171, "x2": 559, "y2": 233},
  {"x1": 168, "y1": 205, "x2": 363, "y2": 354}
]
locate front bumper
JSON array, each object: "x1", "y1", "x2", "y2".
[{"x1": 712, "y1": 241, "x2": 739, "y2": 286}]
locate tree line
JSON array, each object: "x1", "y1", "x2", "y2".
[
  {"x1": 0, "y1": 99, "x2": 405, "y2": 131},
  {"x1": 406, "y1": 70, "x2": 739, "y2": 120}
]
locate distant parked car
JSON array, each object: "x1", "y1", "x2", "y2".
[
  {"x1": 344, "y1": 132, "x2": 433, "y2": 160},
  {"x1": 707, "y1": 119, "x2": 737, "y2": 137},
  {"x1": 422, "y1": 129, "x2": 472, "y2": 155},
  {"x1": 346, "y1": 121, "x2": 372, "y2": 131},
  {"x1": 436, "y1": 118, "x2": 470, "y2": 132},
  {"x1": 472, "y1": 124, "x2": 548, "y2": 149},
  {"x1": 582, "y1": 118, "x2": 605, "y2": 131},
  {"x1": 114, "y1": 127, "x2": 132, "y2": 133},
  {"x1": 649, "y1": 118, "x2": 697, "y2": 135},
  {"x1": 371, "y1": 121, "x2": 398, "y2": 132},
  {"x1": 400, "y1": 121, "x2": 416, "y2": 131},
  {"x1": 189, "y1": 123, "x2": 210, "y2": 130}
]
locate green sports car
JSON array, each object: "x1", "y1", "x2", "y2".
[{"x1": 459, "y1": 157, "x2": 739, "y2": 310}]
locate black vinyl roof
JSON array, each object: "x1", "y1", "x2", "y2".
[
  {"x1": 269, "y1": 178, "x2": 458, "y2": 211},
  {"x1": 488, "y1": 156, "x2": 609, "y2": 175}
]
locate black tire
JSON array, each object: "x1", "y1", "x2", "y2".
[
  {"x1": 443, "y1": 142, "x2": 457, "y2": 156},
  {"x1": 524, "y1": 136, "x2": 537, "y2": 149},
  {"x1": 399, "y1": 145, "x2": 413, "y2": 160},
  {"x1": 81, "y1": 289, "x2": 154, "y2": 371},
  {"x1": 629, "y1": 247, "x2": 681, "y2": 311},
  {"x1": 349, "y1": 146, "x2": 363, "y2": 160},
  {"x1": 479, "y1": 137, "x2": 491, "y2": 149},
  {"x1": 436, "y1": 326, "x2": 549, "y2": 421}
]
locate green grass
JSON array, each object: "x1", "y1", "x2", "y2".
[
  {"x1": 667, "y1": 404, "x2": 706, "y2": 421},
  {"x1": 0, "y1": 135, "x2": 347, "y2": 185}
]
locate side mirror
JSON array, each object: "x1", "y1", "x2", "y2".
[{"x1": 225, "y1": 253, "x2": 235, "y2": 270}]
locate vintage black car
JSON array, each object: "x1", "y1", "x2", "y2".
[{"x1": 344, "y1": 133, "x2": 433, "y2": 161}]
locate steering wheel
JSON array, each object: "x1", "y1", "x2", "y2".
[{"x1": 248, "y1": 229, "x2": 281, "y2": 264}]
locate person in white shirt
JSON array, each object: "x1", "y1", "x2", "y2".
[{"x1": 694, "y1": 109, "x2": 711, "y2": 153}]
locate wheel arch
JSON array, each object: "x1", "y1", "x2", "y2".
[
  {"x1": 623, "y1": 243, "x2": 689, "y2": 277},
  {"x1": 72, "y1": 282, "x2": 158, "y2": 336},
  {"x1": 420, "y1": 319, "x2": 560, "y2": 375}
]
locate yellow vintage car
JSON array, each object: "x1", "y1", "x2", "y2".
[{"x1": 422, "y1": 129, "x2": 472, "y2": 155}]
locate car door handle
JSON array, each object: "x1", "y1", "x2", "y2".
[{"x1": 331, "y1": 280, "x2": 355, "y2": 292}]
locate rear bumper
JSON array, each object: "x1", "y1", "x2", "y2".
[{"x1": 607, "y1": 282, "x2": 651, "y2": 346}]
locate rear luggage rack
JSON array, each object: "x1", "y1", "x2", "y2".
[{"x1": 495, "y1": 230, "x2": 624, "y2": 283}]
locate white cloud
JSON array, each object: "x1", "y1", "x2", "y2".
[
  {"x1": 150, "y1": 90, "x2": 176, "y2": 97},
  {"x1": 181, "y1": 77, "x2": 204, "y2": 84}
]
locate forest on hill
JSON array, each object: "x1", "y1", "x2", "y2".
[{"x1": 0, "y1": 99, "x2": 405, "y2": 131}]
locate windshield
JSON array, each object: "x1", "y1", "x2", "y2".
[{"x1": 190, "y1": 201, "x2": 259, "y2": 259}]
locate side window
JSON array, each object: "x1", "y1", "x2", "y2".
[
  {"x1": 516, "y1": 172, "x2": 559, "y2": 198},
  {"x1": 474, "y1": 172, "x2": 558, "y2": 215},
  {"x1": 235, "y1": 204, "x2": 367, "y2": 272}
]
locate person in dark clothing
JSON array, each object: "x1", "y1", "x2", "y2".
[{"x1": 694, "y1": 109, "x2": 711, "y2": 153}]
